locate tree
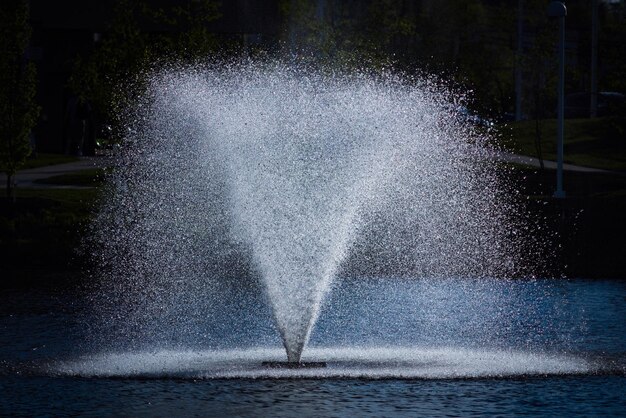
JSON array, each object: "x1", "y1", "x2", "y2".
[
  {"x1": 68, "y1": 0, "x2": 223, "y2": 147},
  {"x1": 68, "y1": 0, "x2": 148, "y2": 143},
  {"x1": 279, "y1": 0, "x2": 417, "y2": 70},
  {"x1": 147, "y1": 0, "x2": 223, "y2": 61},
  {"x1": 600, "y1": 1, "x2": 626, "y2": 95},
  {"x1": 0, "y1": 0, "x2": 40, "y2": 200}
]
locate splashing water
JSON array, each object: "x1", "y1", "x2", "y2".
[{"x1": 90, "y1": 62, "x2": 526, "y2": 363}]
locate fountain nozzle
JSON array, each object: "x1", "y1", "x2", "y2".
[{"x1": 261, "y1": 361, "x2": 327, "y2": 369}]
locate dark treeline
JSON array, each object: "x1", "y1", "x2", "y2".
[
  {"x1": 65, "y1": 0, "x2": 626, "y2": 135},
  {"x1": 2, "y1": 0, "x2": 626, "y2": 156},
  {"x1": 284, "y1": 0, "x2": 626, "y2": 119}
]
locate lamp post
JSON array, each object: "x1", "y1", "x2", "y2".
[{"x1": 548, "y1": 1, "x2": 567, "y2": 199}]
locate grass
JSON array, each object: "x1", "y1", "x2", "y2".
[
  {"x1": 12, "y1": 187, "x2": 100, "y2": 204},
  {"x1": 21, "y1": 153, "x2": 79, "y2": 170},
  {"x1": 2, "y1": 139, "x2": 626, "y2": 286},
  {"x1": 33, "y1": 168, "x2": 107, "y2": 187},
  {"x1": 0, "y1": 187, "x2": 101, "y2": 287},
  {"x1": 496, "y1": 116, "x2": 626, "y2": 171},
  {"x1": 501, "y1": 162, "x2": 626, "y2": 198}
]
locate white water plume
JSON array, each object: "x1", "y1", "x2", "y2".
[
  {"x1": 55, "y1": 347, "x2": 593, "y2": 379},
  {"x1": 90, "y1": 62, "x2": 526, "y2": 363}
]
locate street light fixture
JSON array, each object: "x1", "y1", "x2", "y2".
[{"x1": 548, "y1": 1, "x2": 567, "y2": 199}]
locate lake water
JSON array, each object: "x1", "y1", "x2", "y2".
[{"x1": 1, "y1": 278, "x2": 624, "y2": 417}]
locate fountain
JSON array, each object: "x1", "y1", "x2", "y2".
[
  {"x1": 87, "y1": 61, "x2": 532, "y2": 367},
  {"x1": 3, "y1": 62, "x2": 623, "y2": 417}
]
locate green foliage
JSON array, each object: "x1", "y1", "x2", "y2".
[
  {"x1": 65, "y1": 0, "x2": 626, "y2": 131},
  {"x1": 68, "y1": 0, "x2": 148, "y2": 135},
  {"x1": 279, "y1": 0, "x2": 518, "y2": 113},
  {"x1": 20, "y1": 153, "x2": 79, "y2": 170},
  {"x1": 146, "y1": 0, "x2": 222, "y2": 61},
  {"x1": 33, "y1": 168, "x2": 107, "y2": 187},
  {"x1": 279, "y1": 0, "x2": 417, "y2": 69},
  {"x1": 600, "y1": 2, "x2": 626, "y2": 94},
  {"x1": 520, "y1": 0, "x2": 559, "y2": 120},
  {"x1": 68, "y1": 0, "x2": 222, "y2": 145},
  {"x1": 0, "y1": 187, "x2": 100, "y2": 282},
  {"x1": 0, "y1": 0, "x2": 40, "y2": 197},
  {"x1": 279, "y1": 0, "x2": 626, "y2": 118},
  {"x1": 423, "y1": 0, "x2": 514, "y2": 112}
]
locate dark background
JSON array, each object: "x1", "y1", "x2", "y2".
[
  {"x1": 23, "y1": 0, "x2": 626, "y2": 153},
  {"x1": 1, "y1": 1, "x2": 625, "y2": 285}
]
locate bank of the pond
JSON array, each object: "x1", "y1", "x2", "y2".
[
  {"x1": 526, "y1": 196, "x2": 626, "y2": 279},
  {"x1": 508, "y1": 164, "x2": 626, "y2": 279},
  {"x1": 0, "y1": 187, "x2": 100, "y2": 288},
  {"x1": 1, "y1": 162, "x2": 625, "y2": 289},
  {"x1": 0, "y1": 156, "x2": 109, "y2": 288},
  {"x1": 498, "y1": 116, "x2": 626, "y2": 172}
]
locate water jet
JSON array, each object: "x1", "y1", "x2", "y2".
[{"x1": 90, "y1": 61, "x2": 530, "y2": 365}]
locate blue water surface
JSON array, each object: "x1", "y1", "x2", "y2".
[{"x1": 1, "y1": 278, "x2": 624, "y2": 417}]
